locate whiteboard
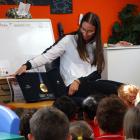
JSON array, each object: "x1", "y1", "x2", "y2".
[{"x1": 0, "y1": 19, "x2": 55, "y2": 75}]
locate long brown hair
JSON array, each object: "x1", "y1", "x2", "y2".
[{"x1": 77, "y1": 12, "x2": 104, "y2": 72}]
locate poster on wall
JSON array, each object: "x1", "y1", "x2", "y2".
[
  {"x1": 30, "y1": 0, "x2": 50, "y2": 5},
  {"x1": 50, "y1": 0, "x2": 72, "y2": 14},
  {"x1": 0, "y1": 0, "x2": 73, "y2": 14},
  {"x1": 0, "y1": 0, "x2": 50, "y2": 5},
  {"x1": 0, "y1": 0, "x2": 15, "y2": 4}
]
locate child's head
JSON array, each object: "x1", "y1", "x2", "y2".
[
  {"x1": 82, "y1": 94, "x2": 106, "y2": 120},
  {"x1": 96, "y1": 95, "x2": 127, "y2": 134},
  {"x1": 53, "y1": 96, "x2": 77, "y2": 121},
  {"x1": 70, "y1": 120, "x2": 94, "y2": 140},
  {"x1": 29, "y1": 107, "x2": 70, "y2": 140},
  {"x1": 124, "y1": 106, "x2": 140, "y2": 139},
  {"x1": 20, "y1": 109, "x2": 37, "y2": 140},
  {"x1": 118, "y1": 84, "x2": 140, "y2": 107}
]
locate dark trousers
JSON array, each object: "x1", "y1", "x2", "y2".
[
  {"x1": 69, "y1": 81, "x2": 123, "y2": 106},
  {"x1": 69, "y1": 71, "x2": 123, "y2": 97},
  {"x1": 46, "y1": 69, "x2": 123, "y2": 103},
  {"x1": 68, "y1": 79, "x2": 123, "y2": 105}
]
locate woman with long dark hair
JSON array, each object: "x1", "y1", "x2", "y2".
[{"x1": 15, "y1": 12, "x2": 112, "y2": 100}]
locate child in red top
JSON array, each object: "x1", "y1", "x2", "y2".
[
  {"x1": 95, "y1": 95, "x2": 127, "y2": 140},
  {"x1": 82, "y1": 94, "x2": 106, "y2": 138}
]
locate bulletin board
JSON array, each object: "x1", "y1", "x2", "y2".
[{"x1": 0, "y1": 19, "x2": 55, "y2": 75}]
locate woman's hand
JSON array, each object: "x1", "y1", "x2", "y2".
[
  {"x1": 14, "y1": 65, "x2": 27, "y2": 76},
  {"x1": 68, "y1": 80, "x2": 80, "y2": 96}
]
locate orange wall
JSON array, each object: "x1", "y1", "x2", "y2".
[{"x1": 0, "y1": 0, "x2": 140, "y2": 43}]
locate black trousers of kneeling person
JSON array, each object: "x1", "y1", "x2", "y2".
[
  {"x1": 46, "y1": 68, "x2": 123, "y2": 103},
  {"x1": 66, "y1": 71, "x2": 123, "y2": 105}
]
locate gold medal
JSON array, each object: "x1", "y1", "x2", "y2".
[{"x1": 40, "y1": 83, "x2": 48, "y2": 93}]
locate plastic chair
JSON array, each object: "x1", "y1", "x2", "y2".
[{"x1": 0, "y1": 105, "x2": 20, "y2": 134}]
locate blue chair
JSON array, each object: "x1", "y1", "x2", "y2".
[{"x1": 0, "y1": 105, "x2": 20, "y2": 134}]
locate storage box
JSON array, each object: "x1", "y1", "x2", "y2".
[
  {"x1": 0, "y1": 77, "x2": 11, "y2": 103},
  {"x1": 0, "y1": 77, "x2": 25, "y2": 103}
]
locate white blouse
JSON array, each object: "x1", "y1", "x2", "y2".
[{"x1": 30, "y1": 35, "x2": 97, "y2": 86}]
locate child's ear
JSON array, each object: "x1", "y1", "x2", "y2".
[
  {"x1": 94, "y1": 116, "x2": 98, "y2": 126},
  {"x1": 28, "y1": 133, "x2": 35, "y2": 140}
]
